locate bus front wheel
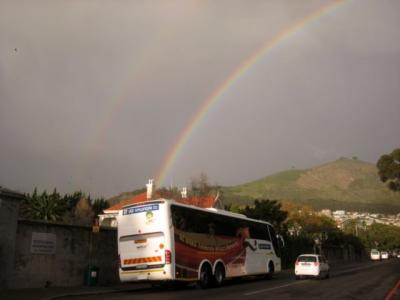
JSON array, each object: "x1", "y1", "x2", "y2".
[
  {"x1": 265, "y1": 262, "x2": 274, "y2": 279},
  {"x1": 199, "y1": 265, "x2": 212, "y2": 289}
]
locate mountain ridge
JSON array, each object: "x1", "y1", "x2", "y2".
[{"x1": 221, "y1": 158, "x2": 400, "y2": 214}]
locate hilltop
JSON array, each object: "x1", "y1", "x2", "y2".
[{"x1": 221, "y1": 158, "x2": 400, "y2": 214}]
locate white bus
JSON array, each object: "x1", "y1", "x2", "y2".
[{"x1": 117, "y1": 199, "x2": 282, "y2": 288}]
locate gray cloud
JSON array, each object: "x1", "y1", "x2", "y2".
[{"x1": 1, "y1": 0, "x2": 399, "y2": 197}]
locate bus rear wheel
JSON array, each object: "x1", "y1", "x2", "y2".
[
  {"x1": 199, "y1": 264, "x2": 212, "y2": 289},
  {"x1": 212, "y1": 264, "x2": 225, "y2": 287}
]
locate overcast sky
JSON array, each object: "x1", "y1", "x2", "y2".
[{"x1": 1, "y1": 0, "x2": 399, "y2": 197}]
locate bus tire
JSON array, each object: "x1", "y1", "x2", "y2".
[
  {"x1": 265, "y1": 261, "x2": 274, "y2": 279},
  {"x1": 212, "y1": 264, "x2": 225, "y2": 288},
  {"x1": 199, "y1": 264, "x2": 212, "y2": 289}
]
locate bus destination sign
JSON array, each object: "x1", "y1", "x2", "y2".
[{"x1": 123, "y1": 204, "x2": 159, "y2": 215}]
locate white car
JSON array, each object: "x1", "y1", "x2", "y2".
[
  {"x1": 295, "y1": 254, "x2": 330, "y2": 279},
  {"x1": 370, "y1": 249, "x2": 381, "y2": 261},
  {"x1": 381, "y1": 251, "x2": 389, "y2": 260}
]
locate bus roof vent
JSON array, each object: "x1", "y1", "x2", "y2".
[
  {"x1": 146, "y1": 179, "x2": 154, "y2": 200},
  {"x1": 181, "y1": 187, "x2": 187, "y2": 199}
]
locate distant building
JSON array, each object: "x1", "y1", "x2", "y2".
[
  {"x1": 333, "y1": 210, "x2": 345, "y2": 216},
  {"x1": 320, "y1": 209, "x2": 332, "y2": 217}
]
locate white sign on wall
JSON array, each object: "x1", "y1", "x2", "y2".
[{"x1": 31, "y1": 232, "x2": 56, "y2": 254}]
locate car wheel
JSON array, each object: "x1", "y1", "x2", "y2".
[{"x1": 325, "y1": 271, "x2": 330, "y2": 279}]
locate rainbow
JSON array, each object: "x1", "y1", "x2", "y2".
[{"x1": 155, "y1": 0, "x2": 347, "y2": 186}]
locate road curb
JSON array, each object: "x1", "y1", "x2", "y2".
[
  {"x1": 45, "y1": 289, "x2": 117, "y2": 300},
  {"x1": 45, "y1": 286, "x2": 149, "y2": 300},
  {"x1": 385, "y1": 279, "x2": 400, "y2": 300}
]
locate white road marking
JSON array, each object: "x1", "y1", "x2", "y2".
[
  {"x1": 244, "y1": 281, "x2": 306, "y2": 296},
  {"x1": 244, "y1": 262, "x2": 385, "y2": 296}
]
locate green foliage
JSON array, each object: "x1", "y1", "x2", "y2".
[
  {"x1": 91, "y1": 198, "x2": 110, "y2": 216},
  {"x1": 377, "y1": 148, "x2": 400, "y2": 191},
  {"x1": 283, "y1": 202, "x2": 338, "y2": 241},
  {"x1": 358, "y1": 223, "x2": 400, "y2": 250},
  {"x1": 281, "y1": 235, "x2": 314, "y2": 268},
  {"x1": 238, "y1": 199, "x2": 288, "y2": 231},
  {"x1": 21, "y1": 188, "x2": 65, "y2": 222},
  {"x1": 281, "y1": 202, "x2": 365, "y2": 262},
  {"x1": 21, "y1": 188, "x2": 105, "y2": 225}
]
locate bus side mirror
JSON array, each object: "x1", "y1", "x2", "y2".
[{"x1": 277, "y1": 234, "x2": 285, "y2": 247}]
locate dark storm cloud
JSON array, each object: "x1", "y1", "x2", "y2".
[{"x1": 1, "y1": 0, "x2": 399, "y2": 196}]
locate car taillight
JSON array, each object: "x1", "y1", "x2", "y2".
[
  {"x1": 314, "y1": 262, "x2": 320, "y2": 266},
  {"x1": 165, "y1": 250, "x2": 171, "y2": 264}
]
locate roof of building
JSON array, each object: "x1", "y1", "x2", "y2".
[
  {"x1": 104, "y1": 192, "x2": 148, "y2": 213},
  {"x1": 0, "y1": 186, "x2": 25, "y2": 200},
  {"x1": 103, "y1": 192, "x2": 216, "y2": 213}
]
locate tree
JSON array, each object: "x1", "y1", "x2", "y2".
[
  {"x1": 282, "y1": 201, "x2": 337, "y2": 238},
  {"x1": 21, "y1": 188, "x2": 64, "y2": 221},
  {"x1": 377, "y1": 148, "x2": 400, "y2": 191},
  {"x1": 190, "y1": 173, "x2": 212, "y2": 196},
  {"x1": 157, "y1": 186, "x2": 181, "y2": 199},
  {"x1": 91, "y1": 198, "x2": 110, "y2": 216},
  {"x1": 72, "y1": 197, "x2": 94, "y2": 225},
  {"x1": 358, "y1": 223, "x2": 400, "y2": 250},
  {"x1": 239, "y1": 199, "x2": 288, "y2": 231}
]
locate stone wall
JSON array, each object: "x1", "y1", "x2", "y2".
[
  {"x1": 0, "y1": 188, "x2": 23, "y2": 289},
  {"x1": 10, "y1": 220, "x2": 119, "y2": 289}
]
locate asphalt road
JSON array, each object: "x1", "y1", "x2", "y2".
[{"x1": 69, "y1": 260, "x2": 400, "y2": 300}]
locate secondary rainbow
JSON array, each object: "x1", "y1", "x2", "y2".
[{"x1": 155, "y1": 0, "x2": 347, "y2": 186}]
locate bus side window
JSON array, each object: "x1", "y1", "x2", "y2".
[
  {"x1": 247, "y1": 222, "x2": 269, "y2": 241},
  {"x1": 171, "y1": 206, "x2": 180, "y2": 228},
  {"x1": 171, "y1": 206, "x2": 191, "y2": 232},
  {"x1": 214, "y1": 215, "x2": 236, "y2": 237},
  {"x1": 191, "y1": 211, "x2": 209, "y2": 234}
]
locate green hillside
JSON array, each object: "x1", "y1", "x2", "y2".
[{"x1": 221, "y1": 158, "x2": 400, "y2": 214}]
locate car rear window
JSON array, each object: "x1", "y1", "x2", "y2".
[{"x1": 298, "y1": 256, "x2": 317, "y2": 262}]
